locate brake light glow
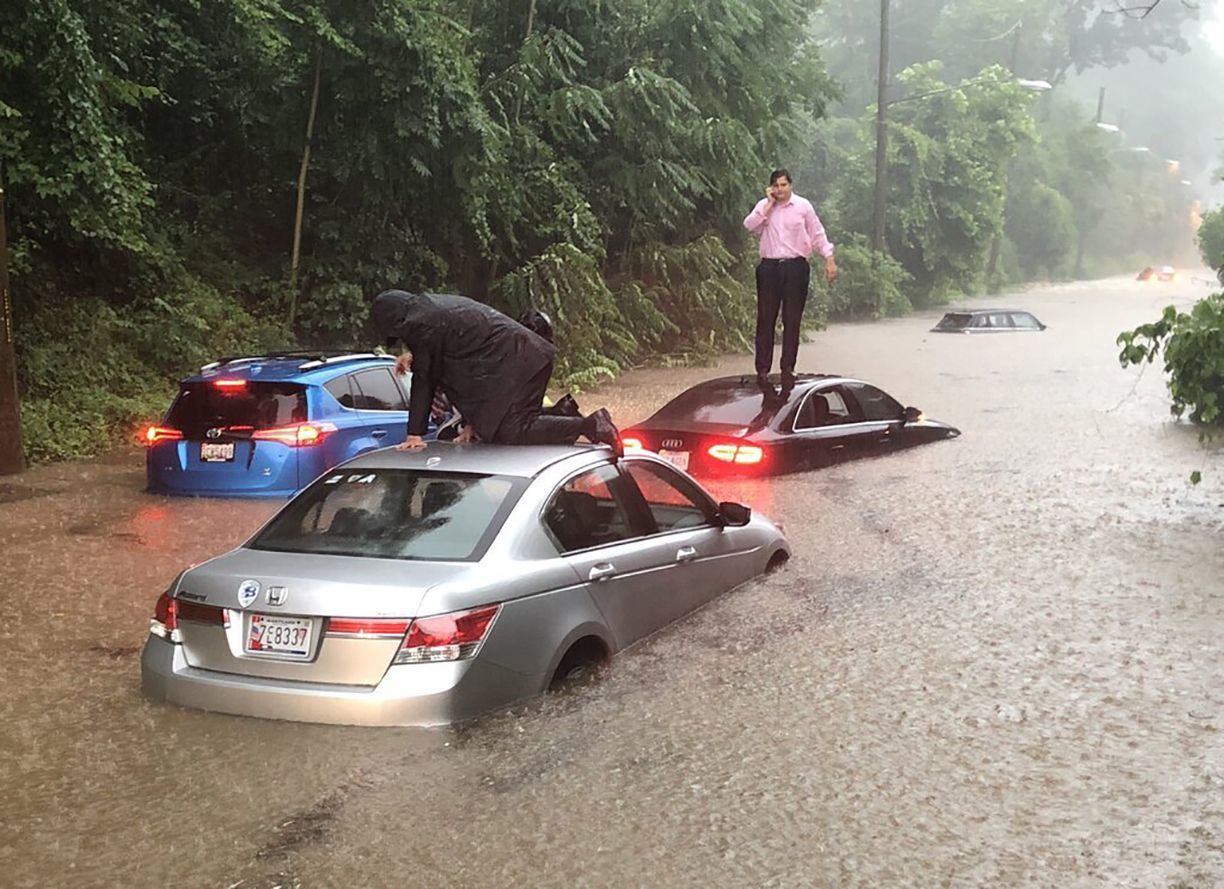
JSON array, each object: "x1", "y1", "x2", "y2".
[
  {"x1": 621, "y1": 436, "x2": 645, "y2": 451},
  {"x1": 707, "y1": 442, "x2": 765, "y2": 465},
  {"x1": 213, "y1": 379, "x2": 248, "y2": 390},
  {"x1": 144, "y1": 426, "x2": 183, "y2": 445},
  {"x1": 394, "y1": 604, "x2": 500, "y2": 664},
  {"x1": 252, "y1": 422, "x2": 337, "y2": 447}
]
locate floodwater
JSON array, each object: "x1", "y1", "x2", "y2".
[{"x1": 1, "y1": 276, "x2": 1221, "y2": 888}]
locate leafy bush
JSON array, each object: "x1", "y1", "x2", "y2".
[
  {"x1": 1199, "y1": 208, "x2": 1224, "y2": 285},
  {"x1": 816, "y1": 234, "x2": 911, "y2": 320},
  {"x1": 1117, "y1": 294, "x2": 1224, "y2": 427}
]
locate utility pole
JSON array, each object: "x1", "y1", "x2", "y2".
[
  {"x1": 1095, "y1": 87, "x2": 1105, "y2": 123},
  {"x1": 871, "y1": 0, "x2": 890, "y2": 264},
  {"x1": 0, "y1": 163, "x2": 25, "y2": 474}
]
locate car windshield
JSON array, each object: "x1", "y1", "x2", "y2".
[
  {"x1": 651, "y1": 385, "x2": 785, "y2": 427},
  {"x1": 248, "y1": 470, "x2": 525, "y2": 561},
  {"x1": 935, "y1": 313, "x2": 973, "y2": 330},
  {"x1": 166, "y1": 381, "x2": 307, "y2": 437}
]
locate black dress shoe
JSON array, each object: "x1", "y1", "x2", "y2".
[{"x1": 590, "y1": 408, "x2": 623, "y2": 457}]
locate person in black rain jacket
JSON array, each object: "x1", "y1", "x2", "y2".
[{"x1": 369, "y1": 290, "x2": 620, "y2": 452}]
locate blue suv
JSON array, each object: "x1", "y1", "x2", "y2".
[{"x1": 145, "y1": 351, "x2": 428, "y2": 498}]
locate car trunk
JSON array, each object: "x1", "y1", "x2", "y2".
[
  {"x1": 629, "y1": 422, "x2": 756, "y2": 473},
  {"x1": 160, "y1": 380, "x2": 307, "y2": 493},
  {"x1": 172, "y1": 548, "x2": 471, "y2": 686}
]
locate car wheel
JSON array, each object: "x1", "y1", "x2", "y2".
[
  {"x1": 549, "y1": 637, "x2": 608, "y2": 690},
  {"x1": 766, "y1": 550, "x2": 790, "y2": 573}
]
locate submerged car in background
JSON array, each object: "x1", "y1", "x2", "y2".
[
  {"x1": 145, "y1": 351, "x2": 429, "y2": 498},
  {"x1": 141, "y1": 442, "x2": 788, "y2": 726},
  {"x1": 1137, "y1": 265, "x2": 1176, "y2": 282},
  {"x1": 620, "y1": 374, "x2": 959, "y2": 476},
  {"x1": 930, "y1": 309, "x2": 1046, "y2": 333}
]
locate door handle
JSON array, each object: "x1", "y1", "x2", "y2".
[
  {"x1": 371, "y1": 430, "x2": 388, "y2": 439},
  {"x1": 676, "y1": 546, "x2": 698, "y2": 563},
  {"x1": 588, "y1": 563, "x2": 617, "y2": 582},
  {"x1": 831, "y1": 443, "x2": 846, "y2": 451}
]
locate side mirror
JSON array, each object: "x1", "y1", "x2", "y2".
[
  {"x1": 903, "y1": 406, "x2": 923, "y2": 424},
  {"x1": 718, "y1": 501, "x2": 752, "y2": 527}
]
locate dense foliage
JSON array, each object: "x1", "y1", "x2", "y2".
[
  {"x1": 1118, "y1": 208, "x2": 1224, "y2": 435},
  {"x1": 0, "y1": 0, "x2": 1207, "y2": 462}
]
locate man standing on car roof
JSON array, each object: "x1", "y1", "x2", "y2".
[
  {"x1": 743, "y1": 168, "x2": 837, "y2": 390},
  {"x1": 369, "y1": 290, "x2": 621, "y2": 453}
]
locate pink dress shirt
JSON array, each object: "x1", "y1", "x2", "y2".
[{"x1": 743, "y1": 195, "x2": 834, "y2": 260}]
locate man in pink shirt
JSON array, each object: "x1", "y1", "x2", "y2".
[{"x1": 743, "y1": 169, "x2": 837, "y2": 390}]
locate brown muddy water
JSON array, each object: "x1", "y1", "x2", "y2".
[{"x1": 1, "y1": 276, "x2": 1221, "y2": 888}]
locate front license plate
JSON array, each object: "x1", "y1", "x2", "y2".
[
  {"x1": 200, "y1": 441, "x2": 235, "y2": 462},
  {"x1": 246, "y1": 614, "x2": 312, "y2": 657},
  {"x1": 659, "y1": 450, "x2": 690, "y2": 471}
]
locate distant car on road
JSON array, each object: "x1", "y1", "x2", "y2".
[
  {"x1": 620, "y1": 374, "x2": 959, "y2": 476},
  {"x1": 930, "y1": 309, "x2": 1046, "y2": 333},
  {"x1": 1137, "y1": 265, "x2": 1177, "y2": 282},
  {"x1": 141, "y1": 442, "x2": 788, "y2": 726},
  {"x1": 144, "y1": 351, "x2": 429, "y2": 498}
]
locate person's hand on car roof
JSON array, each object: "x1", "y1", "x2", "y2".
[{"x1": 396, "y1": 435, "x2": 427, "y2": 451}]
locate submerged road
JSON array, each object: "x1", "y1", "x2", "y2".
[{"x1": 1, "y1": 275, "x2": 1221, "y2": 887}]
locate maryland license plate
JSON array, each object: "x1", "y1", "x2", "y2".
[
  {"x1": 246, "y1": 614, "x2": 312, "y2": 657},
  {"x1": 200, "y1": 441, "x2": 235, "y2": 462},
  {"x1": 659, "y1": 450, "x2": 690, "y2": 471}
]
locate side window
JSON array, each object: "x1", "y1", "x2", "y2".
[
  {"x1": 988, "y1": 313, "x2": 1014, "y2": 328},
  {"x1": 1011, "y1": 312, "x2": 1041, "y2": 330},
  {"x1": 621, "y1": 460, "x2": 714, "y2": 532},
  {"x1": 796, "y1": 389, "x2": 851, "y2": 428},
  {"x1": 971, "y1": 314, "x2": 990, "y2": 328},
  {"x1": 544, "y1": 464, "x2": 634, "y2": 552},
  {"x1": 353, "y1": 369, "x2": 408, "y2": 411},
  {"x1": 844, "y1": 383, "x2": 902, "y2": 422},
  {"x1": 325, "y1": 375, "x2": 357, "y2": 409}
]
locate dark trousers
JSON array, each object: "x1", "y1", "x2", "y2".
[
  {"x1": 492, "y1": 364, "x2": 585, "y2": 445},
  {"x1": 754, "y1": 257, "x2": 810, "y2": 377}
]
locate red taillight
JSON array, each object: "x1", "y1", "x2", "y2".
[
  {"x1": 213, "y1": 379, "x2": 247, "y2": 390},
  {"x1": 394, "y1": 604, "x2": 499, "y2": 664},
  {"x1": 621, "y1": 436, "x2": 645, "y2": 451},
  {"x1": 707, "y1": 442, "x2": 765, "y2": 465},
  {"x1": 326, "y1": 617, "x2": 413, "y2": 637},
  {"x1": 144, "y1": 425, "x2": 183, "y2": 446},
  {"x1": 252, "y1": 422, "x2": 337, "y2": 447},
  {"x1": 176, "y1": 600, "x2": 230, "y2": 627},
  {"x1": 150, "y1": 592, "x2": 178, "y2": 640}
]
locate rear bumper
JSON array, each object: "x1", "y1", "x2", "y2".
[
  {"x1": 140, "y1": 636, "x2": 533, "y2": 726},
  {"x1": 145, "y1": 445, "x2": 308, "y2": 498}
]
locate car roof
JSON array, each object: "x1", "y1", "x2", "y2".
[
  {"x1": 183, "y1": 351, "x2": 395, "y2": 385},
  {"x1": 337, "y1": 440, "x2": 614, "y2": 479},
  {"x1": 941, "y1": 308, "x2": 1032, "y2": 316},
  {"x1": 636, "y1": 373, "x2": 868, "y2": 430}
]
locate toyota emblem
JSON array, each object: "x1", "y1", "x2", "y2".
[{"x1": 206, "y1": 428, "x2": 222, "y2": 440}]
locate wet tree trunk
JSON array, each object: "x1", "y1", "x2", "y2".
[
  {"x1": 288, "y1": 50, "x2": 323, "y2": 330},
  {"x1": 0, "y1": 164, "x2": 23, "y2": 474}
]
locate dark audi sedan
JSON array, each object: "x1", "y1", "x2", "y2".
[{"x1": 621, "y1": 374, "x2": 959, "y2": 475}]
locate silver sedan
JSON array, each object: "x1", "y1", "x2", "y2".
[{"x1": 141, "y1": 442, "x2": 790, "y2": 726}]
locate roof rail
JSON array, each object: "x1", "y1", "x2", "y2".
[{"x1": 199, "y1": 350, "x2": 390, "y2": 373}]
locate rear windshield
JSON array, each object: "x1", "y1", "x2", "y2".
[
  {"x1": 166, "y1": 381, "x2": 307, "y2": 437},
  {"x1": 248, "y1": 470, "x2": 526, "y2": 562},
  {"x1": 935, "y1": 313, "x2": 973, "y2": 330},
  {"x1": 652, "y1": 386, "x2": 783, "y2": 426}
]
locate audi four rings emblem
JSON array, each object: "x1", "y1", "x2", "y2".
[{"x1": 662, "y1": 438, "x2": 683, "y2": 450}]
